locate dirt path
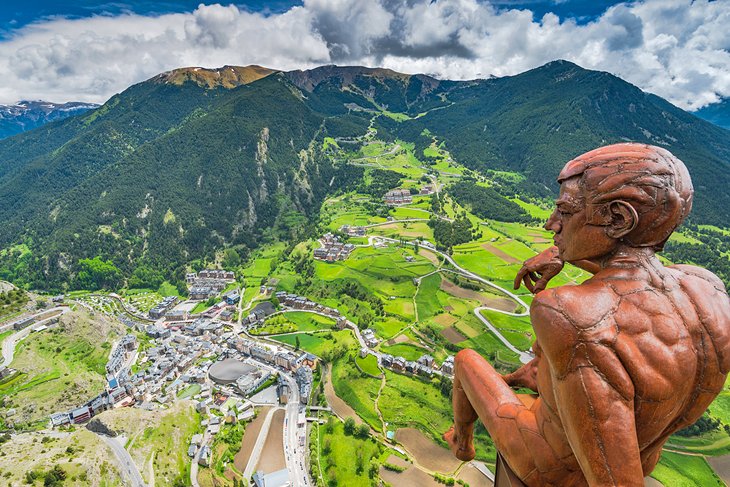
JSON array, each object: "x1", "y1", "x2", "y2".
[
  {"x1": 323, "y1": 364, "x2": 363, "y2": 425},
  {"x1": 395, "y1": 428, "x2": 461, "y2": 474},
  {"x1": 440, "y1": 277, "x2": 516, "y2": 312},
  {"x1": 481, "y1": 242, "x2": 520, "y2": 264},
  {"x1": 419, "y1": 248, "x2": 440, "y2": 266},
  {"x1": 256, "y1": 409, "x2": 286, "y2": 472},
  {"x1": 457, "y1": 463, "x2": 494, "y2": 486},
  {"x1": 708, "y1": 453, "x2": 730, "y2": 484},
  {"x1": 234, "y1": 406, "x2": 271, "y2": 471},
  {"x1": 373, "y1": 369, "x2": 387, "y2": 432},
  {"x1": 380, "y1": 464, "x2": 442, "y2": 487},
  {"x1": 146, "y1": 452, "x2": 155, "y2": 487}
]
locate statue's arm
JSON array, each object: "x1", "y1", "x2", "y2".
[{"x1": 532, "y1": 295, "x2": 645, "y2": 486}]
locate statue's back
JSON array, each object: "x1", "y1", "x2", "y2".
[{"x1": 607, "y1": 264, "x2": 730, "y2": 470}]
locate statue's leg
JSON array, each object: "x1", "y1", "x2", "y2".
[{"x1": 446, "y1": 349, "x2": 559, "y2": 484}]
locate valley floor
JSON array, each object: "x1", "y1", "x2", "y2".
[{"x1": 1, "y1": 124, "x2": 729, "y2": 487}]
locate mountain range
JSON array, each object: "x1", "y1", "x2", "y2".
[
  {"x1": 0, "y1": 100, "x2": 99, "y2": 139},
  {"x1": 695, "y1": 98, "x2": 730, "y2": 130},
  {"x1": 0, "y1": 61, "x2": 728, "y2": 291}
]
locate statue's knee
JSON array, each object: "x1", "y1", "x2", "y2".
[{"x1": 455, "y1": 349, "x2": 481, "y2": 373}]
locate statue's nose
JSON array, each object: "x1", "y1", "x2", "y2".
[{"x1": 545, "y1": 210, "x2": 561, "y2": 233}]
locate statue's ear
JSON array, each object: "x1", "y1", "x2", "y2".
[{"x1": 605, "y1": 200, "x2": 638, "y2": 239}]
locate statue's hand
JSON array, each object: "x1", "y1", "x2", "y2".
[
  {"x1": 502, "y1": 357, "x2": 539, "y2": 391},
  {"x1": 513, "y1": 246, "x2": 564, "y2": 294}
]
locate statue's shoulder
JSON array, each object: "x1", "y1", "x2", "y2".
[
  {"x1": 532, "y1": 279, "x2": 618, "y2": 330},
  {"x1": 668, "y1": 264, "x2": 728, "y2": 295},
  {"x1": 531, "y1": 282, "x2": 620, "y2": 375}
]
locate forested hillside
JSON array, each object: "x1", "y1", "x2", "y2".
[{"x1": 0, "y1": 61, "x2": 728, "y2": 291}]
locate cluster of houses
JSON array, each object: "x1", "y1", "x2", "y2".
[
  {"x1": 178, "y1": 318, "x2": 226, "y2": 337},
  {"x1": 382, "y1": 185, "x2": 434, "y2": 205},
  {"x1": 186, "y1": 269, "x2": 236, "y2": 283},
  {"x1": 232, "y1": 338, "x2": 317, "y2": 404},
  {"x1": 190, "y1": 397, "x2": 256, "y2": 464},
  {"x1": 339, "y1": 225, "x2": 366, "y2": 237},
  {"x1": 243, "y1": 301, "x2": 277, "y2": 327},
  {"x1": 186, "y1": 269, "x2": 236, "y2": 301},
  {"x1": 50, "y1": 336, "x2": 139, "y2": 427},
  {"x1": 313, "y1": 233, "x2": 355, "y2": 262},
  {"x1": 148, "y1": 296, "x2": 179, "y2": 319},
  {"x1": 275, "y1": 292, "x2": 341, "y2": 318},
  {"x1": 378, "y1": 352, "x2": 455, "y2": 378},
  {"x1": 106, "y1": 334, "x2": 137, "y2": 376},
  {"x1": 383, "y1": 188, "x2": 413, "y2": 205},
  {"x1": 360, "y1": 328, "x2": 379, "y2": 348}
]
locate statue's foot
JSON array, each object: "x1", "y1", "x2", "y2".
[{"x1": 444, "y1": 425, "x2": 476, "y2": 461}]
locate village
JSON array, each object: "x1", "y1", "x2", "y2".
[{"x1": 29, "y1": 259, "x2": 457, "y2": 487}]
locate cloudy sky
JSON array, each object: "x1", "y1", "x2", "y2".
[{"x1": 0, "y1": 0, "x2": 727, "y2": 110}]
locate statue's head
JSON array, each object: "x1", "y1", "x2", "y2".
[{"x1": 546, "y1": 143, "x2": 693, "y2": 262}]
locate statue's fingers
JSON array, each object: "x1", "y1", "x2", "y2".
[
  {"x1": 533, "y1": 276, "x2": 550, "y2": 294},
  {"x1": 514, "y1": 267, "x2": 528, "y2": 289},
  {"x1": 522, "y1": 274, "x2": 536, "y2": 293}
]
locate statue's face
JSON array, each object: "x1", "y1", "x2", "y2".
[{"x1": 545, "y1": 177, "x2": 616, "y2": 262}]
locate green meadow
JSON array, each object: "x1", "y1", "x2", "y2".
[{"x1": 652, "y1": 451, "x2": 724, "y2": 487}]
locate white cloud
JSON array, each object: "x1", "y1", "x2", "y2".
[{"x1": 0, "y1": 0, "x2": 727, "y2": 110}]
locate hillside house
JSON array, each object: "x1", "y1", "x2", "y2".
[{"x1": 383, "y1": 188, "x2": 413, "y2": 205}]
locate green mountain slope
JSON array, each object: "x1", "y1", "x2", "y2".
[
  {"x1": 378, "y1": 60, "x2": 730, "y2": 226},
  {"x1": 0, "y1": 61, "x2": 728, "y2": 290}
]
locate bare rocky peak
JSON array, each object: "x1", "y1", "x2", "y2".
[
  {"x1": 154, "y1": 65, "x2": 277, "y2": 89},
  {"x1": 283, "y1": 65, "x2": 441, "y2": 93}
]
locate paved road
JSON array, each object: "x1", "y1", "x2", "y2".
[
  {"x1": 190, "y1": 431, "x2": 210, "y2": 487},
  {"x1": 372, "y1": 235, "x2": 535, "y2": 363},
  {"x1": 1, "y1": 307, "x2": 68, "y2": 368},
  {"x1": 473, "y1": 306, "x2": 533, "y2": 364},
  {"x1": 97, "y1": 433, "x2": 147, "y2": 487}
]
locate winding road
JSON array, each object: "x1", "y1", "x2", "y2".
[
  {"x1": 371, "y1": 234, "x2": 535, "y2": 363},
  {"x1": 1, "y1": 307, "x2": 69, "y2": 368},
  {"x1": 97, "y1": 433, "x2": 147, "y2": 487}
]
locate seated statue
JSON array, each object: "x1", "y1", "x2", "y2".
[{"x1": 445, "y1": 143, "x2": 730, "y2": 486}]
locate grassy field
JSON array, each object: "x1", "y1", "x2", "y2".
[
  {"x1": 312, "y1": 417, "x2": 387, "y2": 487},
  {"x1": 0, "y1": 288, "x2": 29, "y2": 320},
  {"x1": 129, "y1": 401, "x2": 202, "y2": 486},
  {"x1": 652, "y1": 451, "x2": 724, "y2": 486},
  {"x1": 178, "y1": 383, "x2": 202, "y2": 400},
  {"x1": 0, "y1": 428, "x2": 123, "y2": 486},
  {"x1": 479, "y1": 309, "x2": 534, "y2": 352},
  {"x1": 273, "y1": 330, "x2": 358, "y2": 358},
  {"x1": 1, "y1": 309, "x2": 125, "y2": 428},
  {"x1": 331, "y1": 358, "x2": 382, "y2": 430},
  {"x1": 355, "y1": 353, "x2": 382, "y2": 377},
  {"x1": 157, "y1": 281, "x2": 180, "y2": 297}
]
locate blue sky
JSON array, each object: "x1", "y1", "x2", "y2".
[
  {"x1": 0, "y1": 0, "x2": 628, "y2": 35},
  {"x1": 0, "y1": 1, "x2": 299, "y2": 36},
  {"x1": 0, "y1": 1, "x2": 726, "y2": 110}
]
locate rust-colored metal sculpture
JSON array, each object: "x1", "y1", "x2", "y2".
[{"x1": 445, "y1": 143, "x2": 730, "y2": 486}]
